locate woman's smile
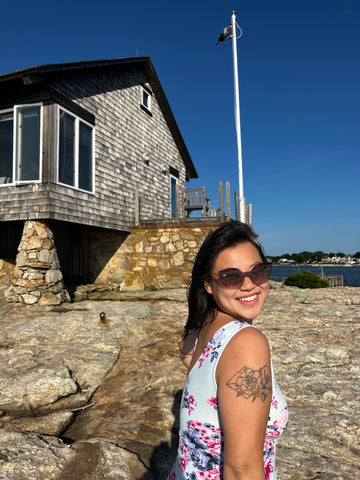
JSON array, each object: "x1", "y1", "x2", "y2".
[{"x1": 236, "y1": 293, "x2": 258, "y2": 304}]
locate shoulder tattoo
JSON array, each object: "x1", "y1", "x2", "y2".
[{"x1": 226, "y1": 365, "x2": 272, "y2": 402}]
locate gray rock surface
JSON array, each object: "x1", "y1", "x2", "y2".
[{"x1": 0, "y1": 284, "x2": 359, "y2": 479}]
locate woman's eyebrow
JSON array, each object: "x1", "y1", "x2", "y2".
[{"x1": 218, "y1": 268, "x2": 241, "y2": 274}]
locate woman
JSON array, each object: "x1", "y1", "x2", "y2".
[{"x1": 169, "y1": 221, "x2": 288, "y2": 480}]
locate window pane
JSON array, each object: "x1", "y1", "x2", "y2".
[
  {"x1": 170, "y1": 176, "x2": 177, "y2": 218},
  {"x1": 78, "y1": 121, "x2": 92, "y2": 191},
  {"x1": 59, "y1": 111, "x2": 75, "y2": 186},
  {"x1": 16, "y1": 106, "x2": 41, "y2": 181},
  {"x1": 0, "y1": 112, "x2": 13, "y2": 184},
  {"x1": 142, "y1": 89, "x2": 151, "y2": 110}
]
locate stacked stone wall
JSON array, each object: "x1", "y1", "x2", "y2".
[
  {"x1": 0, "y1": 259, "x2": 15, "y2": 298},
  {"x1": 4, "y1": 221, "x2": 68, "y2": 305},
  {"x1": 94, "y1": 221, "x2": 222, "y2": 291}
]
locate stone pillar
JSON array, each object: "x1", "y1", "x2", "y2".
[{"x1": 5, "y1": 221, "x2": 68, "y2": 305}]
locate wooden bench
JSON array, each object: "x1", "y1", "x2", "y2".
[{"x1": 183, "y1": 187, "x2": 210, "y2": 217}]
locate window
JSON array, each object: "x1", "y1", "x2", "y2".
[
  {"x1": 0, "y1": 104, "x2": 42, "y2": 185},
  {"x1": 141, "y1": 87, "x2": 152, "y2": 113},
  {"x1": 15, "y1": 105, "x2": 42, "y2": 181},
  {"x1": 0, "y1": 111, "x2": 13, "y2": 184},
  {"x1": 58, "y1": 107, "x2": 94, "y2": 193},
  {"x1": 169, "y1": 167, "x2": 179, "y2": 219}
]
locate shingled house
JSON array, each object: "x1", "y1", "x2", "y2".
[{"x1": 0, "y1": 58, "x2": 198, "y2": 300}]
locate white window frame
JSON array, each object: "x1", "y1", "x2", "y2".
[
  {"x1": 56, "y1": 105, "x2": 95, "y2": 194},
  {"x1": 0, "y1": 107, "x2": 14, "y2": 187},
  {"x1": 0, "y1": 103, "x2": 43, "y2": 186},
  {"x1": 141, "y1": 87, "x2": 152, "y2": 113},
  {"x1": 14, "y1": 103, "x2": 43, "y2": 185}
]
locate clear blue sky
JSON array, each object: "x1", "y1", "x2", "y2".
[{"x1": 1, "y1": 0, "x2": 359, "y2": 255}]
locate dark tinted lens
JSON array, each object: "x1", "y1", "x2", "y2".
[
  {"x1": 219, "y1": 271, "x2": 243, "y2": 289},
  {"x1": 250, "y1": 264, "x2": 272, "y2": 285}
]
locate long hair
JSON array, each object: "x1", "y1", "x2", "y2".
[{"x1": 184, "y1": 220, "x2": 266, "y2": 338}]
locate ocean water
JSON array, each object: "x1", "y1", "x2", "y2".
[{"x1": 271, "y1": 265, "x2": 360, "y2": 287}]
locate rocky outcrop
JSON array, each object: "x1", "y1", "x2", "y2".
[
  {"x1": 0, "y1": 285, "x2": 359, "y2": 479},
  {"x1": 4, "y1": 220, "x2": 68, "y2": 305}
]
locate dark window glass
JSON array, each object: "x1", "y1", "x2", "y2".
[
  {"x1": 79, "y1": 121, "x2": 92, "y2": 191},
  {"x1": 170, "y1": 176, "x2": 177, "y2": 218},
  {"x1": 142, "y1": 89, "x2": 151, "y2": 110},
  {"x1": 0, "y1": 112, "x2": 13, "y2": 184},
  {"x1": 59, "y1": 111, "x2": 75, "y2": 186},
  {"x1": 16, "y1": 106, "x2": 41, "y2": 181}
]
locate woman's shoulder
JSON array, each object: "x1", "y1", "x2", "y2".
[
  {"x1": 234, "y1": 322, "x2": 269, "y2": 345},
  {"x1": 222, "y1": 322, "x2": 270, "y2": 360}
]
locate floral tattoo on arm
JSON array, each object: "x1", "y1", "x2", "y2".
[{"x1": 226, "y1": 365, "x2": 272, "y2": 402}]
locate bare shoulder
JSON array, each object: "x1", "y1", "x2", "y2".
[
  {"x1": 229, "y1": 324, "x2": 270, "y2": 354},
  {"x1": 179, "y1": 329, "x2": 199, "y2": 368}
]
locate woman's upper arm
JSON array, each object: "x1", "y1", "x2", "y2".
[{"x1": 217, "y1": 327, "x2": 271, "y2": 479}]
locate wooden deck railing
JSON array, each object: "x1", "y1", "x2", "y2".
[
  {"x1": 182, "y1": 187, "x2": 211, "y2": 217},
  {"x1": 134, "y1": 181, "x2": 249, "y2": 224}
]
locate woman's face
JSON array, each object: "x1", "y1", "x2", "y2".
[{"x1": 204, "y1": 241, "x2": 269, "y2": 323}]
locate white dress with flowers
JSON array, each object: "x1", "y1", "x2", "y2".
[{"x1": 168, "y1": 321, "x2": 289, "y2": 480}]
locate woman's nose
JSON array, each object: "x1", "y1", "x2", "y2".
[{"x1": 240, "y1": 274, "x2": 256, "y2": 290}]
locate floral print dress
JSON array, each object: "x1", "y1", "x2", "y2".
[{"x1": 168, "y1": 321, "x2": 289, "y2": 480}]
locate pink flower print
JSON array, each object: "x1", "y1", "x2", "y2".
[
  {"x1": 263, "y1": 445, "x2": 275, "y2": 479},
  {"x1": 207, "y1": 396, "x2": 218, "y2": 409},
  {"x1": 180, "y1": 455, "x2": 187, "y2": 471},
  {"x1": 182, "y1": 387, "x2": 197, "y2": 416},
  {"x1": 274, "y1": 407, "x2": 289, "y2": 430},
  {"x1": 187, "y1": 395, "x2": 196, "y2": 415},
  {"x1": 271, "y1": 397, "x2": 278, "y2": 409},
  {"x1": 198, "y1": 344, "x2": 211, "y2": 367},
  {"x1": 265, "y1": 462, "x2": 274, "y2": 480},
  {"x1": 191, "y1": 420, "x2": 203, "y2": 428},
  {"x1": 208, "y1": 469, "x2": 220, "y2": 479}
]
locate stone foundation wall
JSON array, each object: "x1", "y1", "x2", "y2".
[
  {"x1": 0, "y1": 259, "x2": 15, "y2": 298},
  {"x1": 1, "y1": 220, "x2": 223, "y2": 303},
  {"x1": 4, "y1": 221, "x2": 68, "y2": 305},
  {"x1": 94, "y1": 221, "x2": 222, "y2": 291}
]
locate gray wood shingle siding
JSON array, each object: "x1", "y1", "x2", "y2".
[{"x1": 0, "y1": 59, "x2": 196, "y2": 232}]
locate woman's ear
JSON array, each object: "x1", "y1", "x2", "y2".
[{"x1": 203, "y1": 279, "x2": 213, "y2": 295}]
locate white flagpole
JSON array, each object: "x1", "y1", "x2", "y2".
[{"x1": 231, "y1": 10, "x2": 246, "y2": 223}]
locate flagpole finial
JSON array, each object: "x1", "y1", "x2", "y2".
[{"x1": 232, "y1": 10, "x2": 236, "y2": 15}]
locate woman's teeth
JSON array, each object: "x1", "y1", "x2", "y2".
[{"x1": 238, "y1": 294, "x2": 257, "y2": 302}]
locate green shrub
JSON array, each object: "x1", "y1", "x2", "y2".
[{"x1": 284, "y1": 271, "x2": 329, "y2": 289}]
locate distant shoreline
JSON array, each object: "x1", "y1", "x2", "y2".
[
  {"x1": 272, "y1": 263, "x2": 359, "y2": 267},
  {"x1": 271, "y1": 264, "x2": 360, "y2": 286}
]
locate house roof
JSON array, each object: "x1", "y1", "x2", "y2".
[{"x1": 0, "y1": 57, "x2": 198, "y2": 180}]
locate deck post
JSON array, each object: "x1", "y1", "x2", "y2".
[
  {"x1": 226, "y1": 181, "x2": 231, "y2": 220},
  {"x1": 234, "y1": 191, "x2": 239, "y2": 221},
  {"x1": 219, "y1": 181, "x2": 225, "y2": 221}
]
